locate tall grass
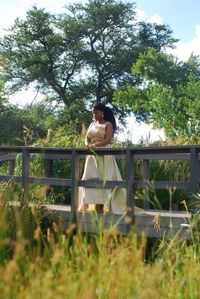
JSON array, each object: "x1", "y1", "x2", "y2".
[
  {"x1": 0, "y1": 183, "x2": 200, "y2": 298},
  {"x1": 1, "y1": 134, "x2": 200, "y2": 298}
]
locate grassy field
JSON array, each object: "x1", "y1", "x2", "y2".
[
  {"x1": 1, "y1": 134, "x2": 200, "y2": 298},
  {"x1": 0, "y1": 182, "x2": 200, "y2": 299}
]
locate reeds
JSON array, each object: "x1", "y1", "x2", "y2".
[
  {"x1": 0, "y1": 182, "x2": 200, "y2": 298},
  {"x1": 1, "y1": 133, "x2": 200, "y2": 298}
]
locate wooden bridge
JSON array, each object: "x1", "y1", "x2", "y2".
[{"x1": 0, "y1": 145, "x2": 200, "y2": 238}]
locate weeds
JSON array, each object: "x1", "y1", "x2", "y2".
[{"x1": 0, "y1": 182, "x2": 199, "y2": 298}]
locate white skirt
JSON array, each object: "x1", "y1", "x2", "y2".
[{"x1": 78, "y1": 153, "x2": 126, "y2": 214}]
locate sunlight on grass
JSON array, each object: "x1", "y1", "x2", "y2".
[{"x1": 0, "y1": 183, "x2": 200, "y2": 298}]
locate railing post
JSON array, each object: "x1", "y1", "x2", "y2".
[
  {"x1": 143, "y1": 160, "x2": 150, "y2": 209},
  {"x1": 45, "y1": 159, "x2": 53, "y2": 195},
  {"x1": 8, "y1": 160, "x2": 15, "y2": 175},
  {"x1": 22, "y1": 148, "x2": 30, "y2": 202},
  {"x1": 45, "y1": 159, "x2": 53, "y2": 177},
  {"x1": 71, "y1": 149, "x2": 79, "y2": 226},
  {"x1": 190, "y1": 146, "x2": 200, "y2": 210},
  {"x1": 126, "y1": 149, "x2": 134, "y2": 227}
]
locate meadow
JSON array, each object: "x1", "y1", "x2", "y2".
[
  {"x1": 0, "y1": 181, "x2": 200, "y2": 299},
  {"x1": 1, "y1": 135, "x2": 200, "y2": 298}
]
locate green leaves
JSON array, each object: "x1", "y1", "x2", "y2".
[
  {"x1": 0, "y1": 6, "x2": 84, "y2": 104},
  {"x1": 115, "y1": 50, "x2": 200, "y2": 138}
]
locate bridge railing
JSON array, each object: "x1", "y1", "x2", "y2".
[{"x1": 0, "y1": 145, "x2": 200, "y2": 222}]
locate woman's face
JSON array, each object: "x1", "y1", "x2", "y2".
[{"x1": 92, "y1": 108, "x2": 104, "y2": 121}]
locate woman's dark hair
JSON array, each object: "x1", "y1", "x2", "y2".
[{"x1": 93, "y1": 102, "x2": 117, "y2": 133}]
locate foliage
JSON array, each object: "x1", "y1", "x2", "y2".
[
  {"x1": 131, "y1": 48, "x2": 200, "y2": 87},
  {"x1": 0, "y1": 100, "x2": 55, "y2": 145},
  {"x1": 10, "y1": 124, "x2": 86, "y2": 204},
  {"x1": 0, "y1": 94, "x2": 92, "y2": 146},
  {"x1": 0, "y1": 7, "x2": 85, "y2": 106},
  {"x1": 114, "y1": 49, "x2": 200, "y2": 137},
  {"x1": 0, "y1": 79, "x2": 26, "y2": 145}
]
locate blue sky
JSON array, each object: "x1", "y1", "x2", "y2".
[
  {"x1": 1, "y1": 0, "x2": 200, "y2": 142},
  {"x1": 0, "y1": 0, "x2": 199, "y2": 42},
  {"x1": 135, "y1": 0, "x2": 200, "y2": 42},
  {"x1": 1, "y1": 0, "x2": 199, "y2": 60}
]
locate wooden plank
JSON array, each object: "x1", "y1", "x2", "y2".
[
  {"x1": 0, "y1": 175, "x2": 22, "y2": 183},
  {"x1": 190, "y1": 147, "x2": 200, "y2": 209},
  {"x1": 78, "y1": 179, "x2": 125, "y2": 188},
  {"x1": 42, "y1": 153, "x2": 200, "y2": 161},
  {"x1": 8, "y1": 203, "x2": 192, "y2": 238},
  {"x1": 0, "y1": 144, "x2": 199, "y2": 152},
  {"x1": 44, "y1": 205, "x2": 191, "y2": 237},
  {"x1": 0, "y1": 152, "x2": 198, "y2": 162},
  {"x1": 45, "y1": 159, "x2": 53, "y2": 177},
  {"x1": 29, "y1": 177, "x2": 71, "y2": 186},
  {"x1": 125, "y1": 149, "x2": 134, "y2": 230},
  {"x1": 44, "y1": 159, "x2": 53, "y2": 195},
  {"x1": 0, "y1": 154, "x2": 17, "y2": 162},
  {"x1": 0, "y1": 152, "x2": 197, "y2": 162},
  {"x1": 44, "y1": 154, "x2": 72, "y2": 160},
  {"x1": 0, "y1": 153, "x2": 192, "y2": 162},
  {"x1": 143, "y1": 160, "x2": 150, "y2": 209},
  {"x1": 22, "y1": 149, "x2": 30, "y2": 202},
  {"x1": 134, "y1": 153, "x2": 191, "y2": 160},
  {"x1": 71, "y1": 150, "x2": 79, "y2": 225},
  {"x1": 0, "y1": 177, "x2": 192, "y2": 190},
  {"x1": 1, "y1": 144, "x2": 199, "y2": 155},
  {"x1": 0, "y1": 177, "x2": 191, "y2": 190},
  {"x1": 8, "y1": 160, "x2": 15, "y2": 175},
  {"x1": 0, "y1": 146, "x2": 199, "y2": 162},
  {"x1": 134, "y1": 209, "x2": 191, "y2": 228},
  {"x1": 45, "y1": 205, "x2": 191, "y2": 228}
]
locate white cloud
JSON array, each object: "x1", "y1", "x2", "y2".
[
  {"x1": 195, "y1": 24, "x2": 200, "y2": 36},
  {"x1": 135, "y1": 8, "x2": 146, "y2": 22},
  {"x1": 8, "y1": 86, "x2": 44, "y2": 106},
  {"x1": 135, "y1": 9, "x2": 163, "y2": 25},
  {"x1": 118, "y1": 115, "x2": 165, "y2": 144},
  {"x1": 135, "y1": 9, "x2": 200, "y2": 62},
  {"x1": 0, "y1": 0, "x2": 83, "y2": 37},
  {"x1": 167, "y1": 24, "x2": 200, "y2": 61},
  {"x1": 147, "y1": 14, "x2": 163, "y2": 25}
]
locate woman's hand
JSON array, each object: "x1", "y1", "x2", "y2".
[{"x1": 85, "y1": 144, "x2": 96, "y2": 150}]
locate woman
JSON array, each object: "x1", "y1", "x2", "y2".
[{"x1": 78, "y1": 103, "x2": 142, "y2": 214}]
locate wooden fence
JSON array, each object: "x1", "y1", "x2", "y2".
[{"x1": 0, "y1": 145, "x2": 199, "y2": 237}]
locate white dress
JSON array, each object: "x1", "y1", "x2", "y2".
[{"x1": 78, "y1": 121, "x2": 143, "y2": 215}]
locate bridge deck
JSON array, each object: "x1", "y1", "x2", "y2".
[{"x1": 45, "y1": 205, "x2": 192, "y2": 238}]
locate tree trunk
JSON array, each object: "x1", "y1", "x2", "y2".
[{"x1": 96, "y1": 78, "x2": 103, "y2": 102}]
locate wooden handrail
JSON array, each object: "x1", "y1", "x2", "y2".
[{"x1": 0, "y1": 144, "x2": 200, "y2": 153}]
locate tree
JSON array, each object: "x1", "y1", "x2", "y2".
[
  {"x1": 114, "y1": 49, "x2": 200, "y2": 138},
  {"x1": 0, "y1": 6, "x2": 86, "y2": 106},
  {"x1": 66, "y1": 0, "x2": 177, "y2": 106},
  {"x1": 0, "y1": 101, "x2": 53, "y2": 145},
  {"x1": 0, "y1": 0, "x2": 177, "y2": 122},
  {"x1": 140, "y1": 75, "x2": 200, "y2": 138}
]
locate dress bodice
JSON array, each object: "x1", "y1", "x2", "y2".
[{"x1": 86, "y1": 121, "x2": 107, "y2": 144}]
